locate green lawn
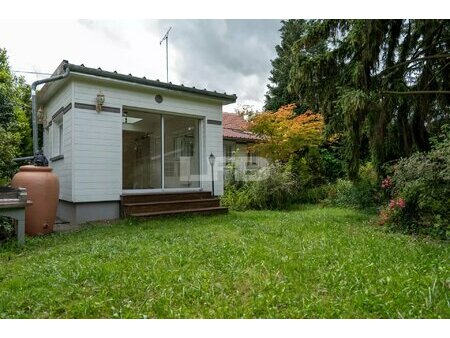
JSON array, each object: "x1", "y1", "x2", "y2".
[{"x1": 0, "y1": 206, "x2": 448, "y2": 318}]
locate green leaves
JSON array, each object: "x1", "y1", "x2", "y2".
[
  {"x1": 0, "y1": 48, "x2": 32, "y2": 181},
  {"x1": 266, "y1": 20, "x2": 450, "y2": 179}
]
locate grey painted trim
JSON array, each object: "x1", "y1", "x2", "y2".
[
  {"x1": 101, "y1": 106, "x2": 121, "y2": 113},
  {"x1": 52, "y1": 102, "x2": 72, "y2": 120},
  {"x1": 207, "y1": 119, "x2": 222, "y2": 125},
  {"x1": 50, "y1": 154, "x2": 64, "y2": 162},
  {"x1": 51, "y1": 107, "x2": 64, "y2": 120},
  {"x1": 47, "y1": 120, "x2": 53, "y2": 128},
  {"x1": 66, "y1": 63, "x2": 237, "y2": 103},
  {"x1": 62, "y1": 103, "x2": 72, "y2": 115},
  {"x1": 74, "y1": 102, "x2": 121, "y2": 113}
]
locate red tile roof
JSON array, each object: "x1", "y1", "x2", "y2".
[{"x1": 222, "y1": 112, "x2": 260, "y2": 141}]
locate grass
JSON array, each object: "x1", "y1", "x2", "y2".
[{"x1": 0, "y1": 206, "x2": 448, "y2": 318}]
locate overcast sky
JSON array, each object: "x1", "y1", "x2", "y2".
[{"x1": 0, "y1": 20, "x2": 281, "y2": 111}]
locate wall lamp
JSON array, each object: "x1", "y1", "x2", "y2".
[{"x1": 96, "y1": 91, "x2": 105, "y2": 113}]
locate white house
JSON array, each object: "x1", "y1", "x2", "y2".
[{"x1": 39, "y1": 61, "x2": 236, "y2": 224}]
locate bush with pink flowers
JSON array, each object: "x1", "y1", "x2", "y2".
[{"x1": 378, "y1": 125, "x2": 450, "y2": 239}]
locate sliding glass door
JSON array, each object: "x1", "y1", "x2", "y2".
[
  {"x1": 123, "y1": 110, "x2": 200, "y2": 191},
  {"x1": 122, "y1": 111, "x2": 162, "y2": 189},
  {"x1": 164, "y1": 115, "x2": 200, "y2": 188}
]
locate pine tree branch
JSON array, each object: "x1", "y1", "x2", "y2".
[
  {"x1": 382, "y1": 90, "x2": 450, "y2": 95},
  {"x1": 380, "y1": 53, "x2": 450, "y2": 76}
]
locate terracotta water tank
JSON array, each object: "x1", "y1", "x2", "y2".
[{"x1": 11, "y1": 165, "x2": 59, "y2": 235}]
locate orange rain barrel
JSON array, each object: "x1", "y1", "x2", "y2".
[{"x1": 11, "y1": 165, "x2": 59, "y2": 235}]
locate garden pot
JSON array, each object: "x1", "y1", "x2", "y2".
[{"x1": 11, "y1": 165, "x2": 59, "y2": 235}]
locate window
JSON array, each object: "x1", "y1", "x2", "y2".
[
  {"x1": 247, "y1": 149, "x2": 257, "y2": 166},
  {"x1": 52, "y1": 119, "x2": 63, "y2": 157},
  {"x1": 224, "y1": 142, "x2": 234, "y2": 164}
]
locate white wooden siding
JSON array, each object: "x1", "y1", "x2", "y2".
[
  {"x1": 72, "y1": 107, "x2": 122, "y2": 202},
  {"x1": 204, "y1": 124, "x2": 224, "y2": 195},
  {"x1": 71, "y1": 76, "x2": 226, "y2": 202},
  {"x1": 42, "y1": 83, "x2": 73, "y2": 201}
]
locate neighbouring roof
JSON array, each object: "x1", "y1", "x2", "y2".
[
  {"x1": 40, "y1": 60, "x2": 237, "y2": 104},
  {"x1": 222, "y1": 112, "x2": 260, "y2": 142}
]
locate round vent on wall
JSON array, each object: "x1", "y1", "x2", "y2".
[{"x1": 155, "y1": 95, "x2": 163, "y2": 103}]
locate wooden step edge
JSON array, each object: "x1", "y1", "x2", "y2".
[
  {"x1": 121, "y1": 191, "x2": 212, "y2": 197},
  {"x1": 129, "y1": 207, "x2": 228, "y2": 217},
  {"x1": 123, "y1": 198, "x2": 220, "y2": 207}
]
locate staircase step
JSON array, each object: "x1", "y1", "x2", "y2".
[
  {"x1": 121, "y1": 191, "x2": 212, "y2": 204},
  {"x1": 123, "y1": 198, "x2": 219, "y2": 207},
  {"x1": 129, "y1": 207, "x2": 228, "y2": 218},
  {"x1": 123, "y1": 198, "x2": 220, "y2": 215}
]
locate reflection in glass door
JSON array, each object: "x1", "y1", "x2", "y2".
[
  {"x1": 122, "y1": 111, "x2": 161, "y2": 189},
  {"x1": 164, "y1": 115, "x2": 200, "y2": 188}
]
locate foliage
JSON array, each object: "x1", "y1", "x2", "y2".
[
  {"x1": 249, "y1": 104, "x2": 324, "y2": 162},
  {"x1": 379, "y1": 125, "x2": 450, "y2": 239},
  {"x1": 0, "y1": 48, "x2": 32, "y2": 182},
  {"x1": 266, "y1": 20, "x2": 450, "y2": 179},
  {"x1": 0, "y1": 217, "x2": 14, "y2": 243},
  {"x1": 324, "y1": 162, "x2": 380, "y2": 210},
  {"x1": 265, "y1": 20, "x2": 308, "y2": 112},
  {"x1": 222, "y1": 162, "x2": 298, "y2": 210},
  {"x1": 0, "y1": 207, "x2": 449, "y2": 318},
  {"x1": 0, "y1": 126, "x2": 20, "y2": 183}
]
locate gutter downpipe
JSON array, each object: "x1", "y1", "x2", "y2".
[{"x1": 31, "y1": 65, "x2": 70, "y2": 155}]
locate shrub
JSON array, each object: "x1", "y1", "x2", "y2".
[
  {"x1": 379, "y1": 126, "x2": 450, "y2": 239},
  {"x1": 0, "y1": 216, "x2": 15, "y2": 243},
  {"x1": 222, "y1": 162, "x2": 298, "y2": 210},
  {"x1": 296, "y1": 184, "x2": 331, "y2": 204},
  {"x1": 323, "y1": 162, "x2": 380, "y2": 209}
]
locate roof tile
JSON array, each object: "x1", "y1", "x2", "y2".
[{"x1": 222, "y1": 112, "x2": 260, "y2": 141}]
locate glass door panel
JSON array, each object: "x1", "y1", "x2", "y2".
[
  {"x1": 122, "y1": 111, "x2": 161, "y2": 189},
  {"x1": 164, "y1": 115, "x2": 200, "y2": 188}
]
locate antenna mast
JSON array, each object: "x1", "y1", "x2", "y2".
[{"x1": 160, "y1": 26, "x2": 172, "y2": 82}]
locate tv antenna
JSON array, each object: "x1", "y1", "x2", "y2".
[{"x1": 160, "y1": 26, "x2": 172, "y2": 83}]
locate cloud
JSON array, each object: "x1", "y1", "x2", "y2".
[
  {"x1": 0, "y1": 20, "x2": 281, "y2": 111},
  {"x1": 151, "y1": 20, "x2": 281, "y2": 109},
  {"x1": 78, "y1": 20, "x2": 132, "y2": 48}
]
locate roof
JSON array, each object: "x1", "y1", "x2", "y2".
[
  {"x1": 40, "y1": 60, "x2": 237, "y2": 104},
  {"x1": 222, "y1": 112, "x2": 260, "y2": 142}
]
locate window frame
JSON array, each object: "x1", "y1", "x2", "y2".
[{"x1": 52, "y1": 117, "x2": 64, "y2": 158}]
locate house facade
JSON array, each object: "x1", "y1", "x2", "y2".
[
  {"x1": 39, "y1": 61, "x2": 236, "y2": 224},
  {"x1": 222, "y1": 112, "x2": 266, "y2": 175}
]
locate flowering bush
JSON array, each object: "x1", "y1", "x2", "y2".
[
  {"x1": 389, "y1": 198, "x2": 405, "y2": 209},
  {"x1": 378, "y1": 125, "x2": 450, "y2": 240},
  {"x1": 381, "y1": 176, "x2": 392, "y2": 190}
]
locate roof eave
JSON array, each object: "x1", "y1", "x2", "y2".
[
  {"x1": 67, "y1": 63, "x2": 237, "y2": 104},
  {"x1": 38, "y1": 60, "x2": 237, "y2": 105}
]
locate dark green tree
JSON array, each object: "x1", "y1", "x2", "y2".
[
  {"x1": 264, "y1": 20, "x2": 307, "y2": 112},
  {"x1": 267, "y1": 20, "x2": 450, "y2": 179}
]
